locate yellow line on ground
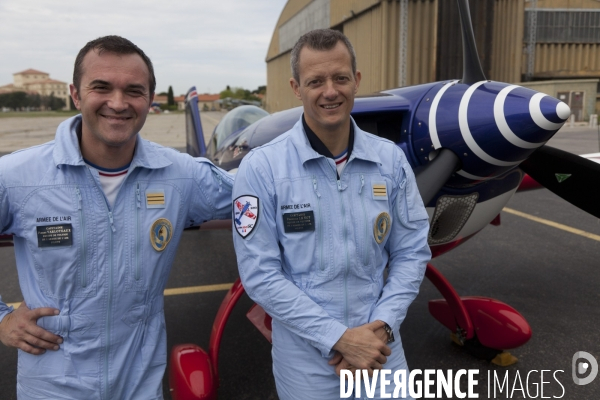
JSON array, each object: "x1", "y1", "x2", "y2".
[
  {"x1": 503, "y1": 207, "x2": 600, "y2": 242},
  {"x1": 5, "y1": 282, "x2": 234, "y2": 310},
  {"x1": 163, "y1": 282, "x2": 233, "y2": 296}
]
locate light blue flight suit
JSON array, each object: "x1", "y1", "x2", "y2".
[
  {"x1": 232, "y1": 116, "x2": 431, "y2": 399},
  {"x1": 0, "y1": 115, "x2": 233, "y2": 400}
]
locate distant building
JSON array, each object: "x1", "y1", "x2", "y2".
[
  {"x1": 197, "y1": 93, "x2": 221, "y2": 111},
  {"x1": 0, "y1": 69, "x2": 70, "y2": 110}
]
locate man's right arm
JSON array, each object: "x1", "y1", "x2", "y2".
[{"x1": 232, "y1": 154, "x2": 348, "y2": 357}]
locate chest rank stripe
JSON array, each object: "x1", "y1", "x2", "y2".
[
  {"x1": 147, "y1": 193, "x2": 165, "y2": 205},
  {"x1": 373, "y1": 184, "x2": 387, "y2": 197}
]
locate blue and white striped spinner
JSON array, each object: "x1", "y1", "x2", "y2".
[{"x1": 413, "y1": 80, "x2": 570, "y2": 184}]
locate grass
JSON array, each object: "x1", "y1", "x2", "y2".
[{"x1": 0, "y1": 110, "x2": 80, "y2": 118}]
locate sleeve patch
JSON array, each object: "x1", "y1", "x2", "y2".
[{"x1": 233, "y1": 195, "x2": 259, "y2": 239}]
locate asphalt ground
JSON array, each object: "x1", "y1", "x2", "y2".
[{"x1": 0, "y1": 114, "x2": 599, "y2": 399}]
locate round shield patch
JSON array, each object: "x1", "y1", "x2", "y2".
[
  {"x1": 374, "y1": 212, "x2": 391, "y2": 244},
  {"x1": 150, "y1": 218, "x2": 173, "y2": 252}
]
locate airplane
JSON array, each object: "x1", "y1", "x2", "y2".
[{"x1": 168, "y1": 0, "x2": 600, "y2": 398}]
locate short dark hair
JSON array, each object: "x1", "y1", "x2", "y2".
[
  {"x1": 290, "y1": 29, "x2": 357, "y2": 84},
  {"x1": 73, "y1": 35, "x2": 156, "y2": 94}
]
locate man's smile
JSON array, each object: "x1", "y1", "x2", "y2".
[
  {"x1": 100, "y1": 114, "x2": 132, "y2": 121},
  {"x1": 321, "y1": 103, "x2": 342, "y2": 110}
]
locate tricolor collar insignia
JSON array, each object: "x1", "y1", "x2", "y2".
[
  {"x1": 234, "y1": 195, "x2": 259, "y2": 239},
  {"x1": 151, "y1": 218, "x2": 173, "y2": 251}
]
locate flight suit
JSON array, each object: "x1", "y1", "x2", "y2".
[
  {"x1": 0, "y1": 115, "x2": 233, "y2": 399},
  {"x1": 233, "y1": 116, "x2": 431, "y2": 399}
]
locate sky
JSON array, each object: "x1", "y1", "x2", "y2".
[{"x1": 0, "y1": 0, "x2": 288, "y2": 95}]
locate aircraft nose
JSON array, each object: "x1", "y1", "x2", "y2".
[
  {"x1": 529, "y1": 93, "x2": 570, "y2": 131},
  {"x1": 417, "y1": 80, "x2": 571, "y2": 184}
]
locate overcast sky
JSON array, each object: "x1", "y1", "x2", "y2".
[{"x1": 0, "y1": 0, "x2": 288, "y2": 95}]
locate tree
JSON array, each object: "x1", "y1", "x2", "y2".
[
  {"x1": 219, "y1": 86, "x2": 261, "y2": 102},
  {"x1": 167, "y1": 86, "x2": 175, "y2": 107}
]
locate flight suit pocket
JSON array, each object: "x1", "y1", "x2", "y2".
[
  {"x1": 127, "y1": 182, "x2": 183, "y2": 291},
  {"x1": 278, "y1": 176, "x2": 333, "y2": 279},
  {"x1": 352, "y1": 174, "x2": 392, "y2": 274},
  {"x1": 20, "y1": 185, "x2": 97, "y2": 299},
  {"x1": 397, "y1": 164, "x2": 429, "y2": 230}
]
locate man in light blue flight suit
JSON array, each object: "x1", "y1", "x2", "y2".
[
  {"x1": 232, "y1": 29, "x2": 431, "y2": 399},
  {"x1": 0, "y1": 36, "x2": 233, "y2": 399}
]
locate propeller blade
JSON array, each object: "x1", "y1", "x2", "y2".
[
  {"x1": 415, "y1": 149, "x2": 462, "y2": 205},
  {"x1": 520, "y1": 145, "x2": 600, "y2": 218},
  {"x1": 456, "y1": 0, "x2": 486, "y2": 84}
]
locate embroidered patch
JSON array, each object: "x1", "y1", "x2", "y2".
[
  {"x1": 234, "y1": 195, "x2": 259, "y2": 239},
  {"x1": 150, "y1": 218, "x2": 173, "y2": 251},
  {"x1": 146, "y1": 190, "x2": 165, "y2": 208},
  {"x1": 374, "y1": 212, "x2": 391, "y2": 244},
  {"x1": 372, "y1": 182, "x2": 388, "y2": 200}
]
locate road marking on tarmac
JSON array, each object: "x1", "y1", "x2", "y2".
[
  {"x1": 503, "y1": 207, "x2": 600, "y2": 242},
  {"x1": 6, "y1": 282, "x2": 234, "y2": 309}
]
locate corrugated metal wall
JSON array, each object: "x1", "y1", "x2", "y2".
[
  {"x1": 330, "y1": 0, "x2": 380, "y2": 27},
  {"x1": 491, "y1": 0, "x2": 524, "y2": 83},
  {"x1": 265, "y1": 53, "x2": 298, "y2": 113},
  {"x1": 406, "y1": 0, "x2": 438, "y2": 85},
  {"x1": 532, "y1": 43, "x2": 600, "y2": 78}
]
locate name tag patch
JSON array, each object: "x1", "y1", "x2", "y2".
[
  {"x1": 37, "y1": 224, "x2": 73, "y2": 248},
  {"x1": 372, "y1": 182, "x2": 388, "y2": 200},
  {"x1": 283, "y1": 211, "x2": 315, "y2": 233}
]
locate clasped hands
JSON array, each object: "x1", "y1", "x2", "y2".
[{"x1": 329, "y1": 320, "x2": 391, "y2": 377}]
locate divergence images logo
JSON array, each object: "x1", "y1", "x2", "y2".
[{"x1": 572, "y1": 351, "x2": 598, "y2": 386}]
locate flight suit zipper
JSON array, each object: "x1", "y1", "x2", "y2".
[
  {"x1": 135, "y1": 183, "x2": 141, "y2": 281},
  {"x1": 104, "y1": 201, "x2": 116, "y2": 400},
  {"x1": 330, "y1": 159, "x2": 350, "y2": 327},
  {"x1": 76, "y1": 187, "x2": 87, "y2": 288},
  {"x1": 359, "y1": 174, "x2": 368, "y2": 267},
  {"x1": 312, "y1": 176, "x2": 324, "y2": 271}
]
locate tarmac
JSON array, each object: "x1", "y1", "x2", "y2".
[
  {"x1": 0, "y1": 111, "x2": 222, "y2": 156},
  {"x1": 0, "y1": 113, "x2": 599, "y2": 399}
]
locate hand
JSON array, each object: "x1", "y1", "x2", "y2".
[
  {"x1": 373, "y1": 325, "x2": 388, "y2": 344},
  {"x1": 329, "y1": 351, "x2": 358, "y2": 377},
  {"x1": 332, "y1": 320, "x2": 391, "y2": 376},
  {"x1": 0, "y1": 302, "x2": 63, "y2": 355}
]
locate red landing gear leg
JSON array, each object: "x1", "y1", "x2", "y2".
[
  {"x1": 426, "y1": 263, "x2": 532, "y2": 366},
  {"x1": 169, "y1": 278, "x2": 246, "y2": 400}
]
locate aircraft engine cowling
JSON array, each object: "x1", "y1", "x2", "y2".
[{"x1": 411, "y1": 80, "x2": 570, "y2": 187}]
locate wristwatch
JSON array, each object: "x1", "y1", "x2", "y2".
[{"x1": 383, "y1": 323, "x2": 395, "y2": 343}]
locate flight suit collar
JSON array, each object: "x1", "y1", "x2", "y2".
[
  {"x1": 291, "y1": 114, "x2": 381, "y2": 166},
  {"x1": 53, "y1": 114, "x2": 172, "y2": 170}
]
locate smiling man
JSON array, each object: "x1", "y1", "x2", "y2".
[
  {"x1": 0, "y1": 36, "x2": 233, "y2": 399},
  {"x1": 233, "y1": 29, "x2": 431, "y2": 399}
]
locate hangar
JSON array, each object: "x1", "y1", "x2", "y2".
[{"x1": 265, "y1": 0, "x2": 600, "y2": 121}]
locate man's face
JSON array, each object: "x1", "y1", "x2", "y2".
[
  {"x1": 70, "y1": 50, "x2": 154, "y2": 150},
  {"x1": 290, "y1": 41, "x2": 361, "y2": 134}
]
